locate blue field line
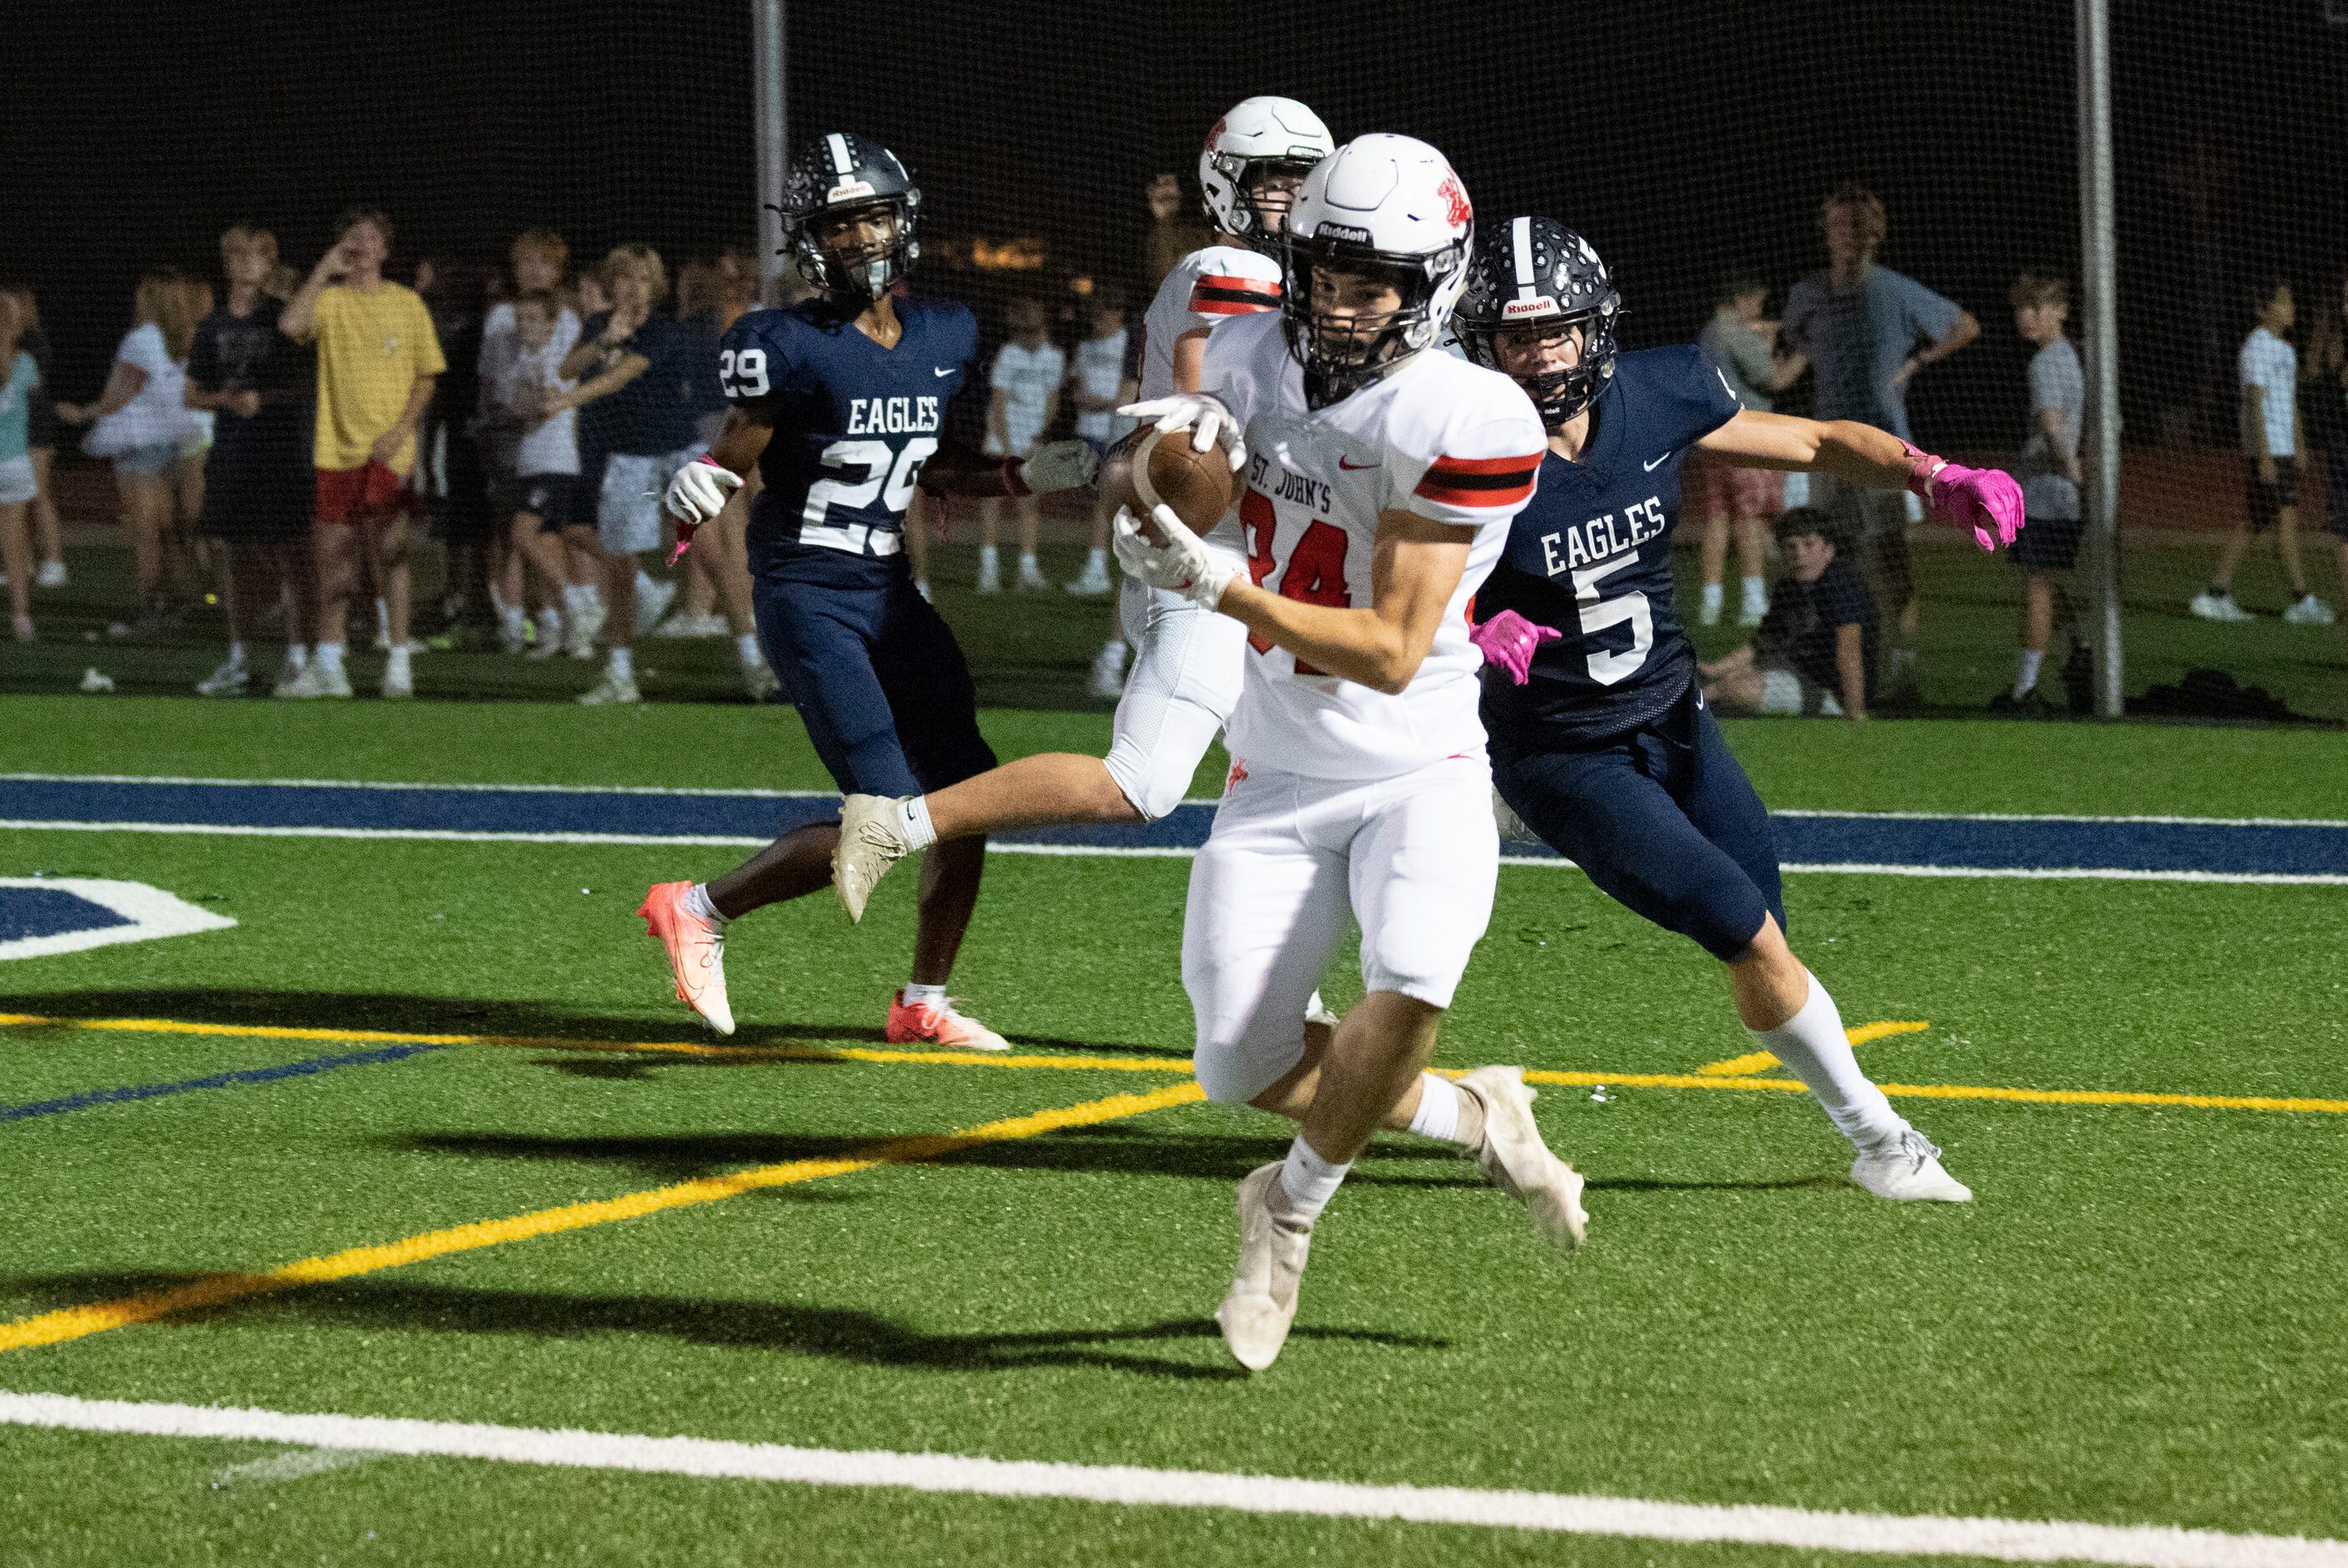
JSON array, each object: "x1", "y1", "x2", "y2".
[
  {"x1": 0, "y1": 1042, "x2": 446, "y2": 1124},
  {"x1": 3, "y1": 774, "x2": 2346, "y2": 878}
]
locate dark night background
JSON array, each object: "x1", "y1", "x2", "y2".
[{"x1": 5, "y1": 0, "x2": 2344, "y2": 452}]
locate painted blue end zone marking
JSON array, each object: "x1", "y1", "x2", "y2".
[{"x1": 0, "y1": 1042, "x2": 447, "y2": 1123}]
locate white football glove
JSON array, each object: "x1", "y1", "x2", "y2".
[
  {"x1": 1111, "y1": 503, "x2": 1237, "y2": 608},
  {"x1": 664, "y1": 453, "x2": 744, "y2": 524},
  {"x1": 1116, "y1": 392, "x2": 1247, "y2": 472},
  {"x1": 1015, "y1": 438, "x2": 1100, "y2": 495}
]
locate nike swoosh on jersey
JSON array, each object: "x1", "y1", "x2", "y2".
[
  {"x1": 933, "y1": 367, "x2": 955, "y2": 377},
  {"x1": 1337, "y1": 456, "x2": 1379, "y2": 470},
  {"x1": 1643, "y1": 452, "x2": 1672, "y2": 472}
]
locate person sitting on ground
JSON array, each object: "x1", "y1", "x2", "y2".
[{"x1": 1701, "y1": 508, "x2": 1875, "y2": 721}]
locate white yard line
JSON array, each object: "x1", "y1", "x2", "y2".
[{"x1": 2, "y1": 1391, "x2": 2339, "y2": 1567}]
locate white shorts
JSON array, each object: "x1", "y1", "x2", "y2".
[
  {"x1": 597, "y1": 448, "x2": 695, "y2": 556},
  {"x1": 0, "y1": 455, "x2": 35, "y2": 506},
  {"x1": 1103, "y1": 563, "x2": 1248, "y2": 820},
  {"x1": 1182, "y1": 752, "x2": 1500, "y2": 1105}
]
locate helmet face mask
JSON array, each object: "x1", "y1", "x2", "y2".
[
  {"x1": 1282, "y1": 237, "x2": 1461, "y2": 407},
  {"x1": 780, "y1": 133, "x2": 922, "y2": 303},
  {"x1": 1454, "y1": 216, "x2": 1621, "y2": 427}
]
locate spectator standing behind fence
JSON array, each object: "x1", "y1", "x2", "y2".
[
  {"x1": 478, "y1": 231, "x2": 590, "y2": 655},
  {"x1": 3, "y1": 289, "x2": 68, "y2": 590},
  {"x1": 416, "y1": 260, "x2": 498, "y2": 645},
  {"x1": 1991, "y1": 272, "x2": 2086, "y2": 715},
  {"x1": 1700, "y1": 508, "x2": 1876, "y2": 721},
  {"x1": 1693, "y1": 275, "x2": 1805, "y2": 627},
  {"x1": 55, "y1": 270, "x2": 198, "y2": 634},
  {"x1": 277, "y1": 208, "x2": 446, "y2": 700},
  {"x1": 2307, "y1": 266, "x2": 2348, "y2": 649},
  {"x1": 184, "y1": 225, "x2": 316, "y2": 698},
  {"x1": 492, "y1": 290, "x2": 594, "y2": 661},
  {"x1": 550, "y1": 244, "x2": 698, "y2": 706},
  {"x1": 2193, "y1": 281, "x2": 2332, "y2": 626},
  {"x1": 1780, "y1": 184, "x2": 1978, "y2": 699},
  {"x1": 975, "y1": 296, "x2": 1062, "y2": 594},
  {"x1": 0, "y1": 295, "x2": 38, "y2": 640},
  {"x1": 1064, "y1": 284, "x2": 1134, "y2": 604}
]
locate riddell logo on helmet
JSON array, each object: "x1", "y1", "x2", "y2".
[
  {"x1": 1435, "y1": 173, "x2": 1471, "y2": 227},
  {"x1": 1503, "y1": 297, "x2": 1558, "y2": 318},
  {"x1": 826, "y1": 180, "x2": 876, "y2": 203},
  {"x1": 1316, "y1": 223, "x2": 1372, "y2": 244}
]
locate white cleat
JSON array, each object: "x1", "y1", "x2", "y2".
[
  {"x1": 833, "y1": 793, "x2": 913, "y2": 923},
  {"x1": 1458, "y1": 1065, "x2": 1589, "y2": 1247},
  {"x1": 1851, "y1": 1128, "x2": 1972, "y2": 1202},
  {"x1": 578, "y1": 670, "x2": 640, "y2": 706},
  {"x1": 1217, "y1": 1163, "x2": 1314, "y2": 1372}
]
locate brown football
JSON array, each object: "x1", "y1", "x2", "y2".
[{"x1": 1100, "y1": 423, "x2": 1237, "y2": 541}]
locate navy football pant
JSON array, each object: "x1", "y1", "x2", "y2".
[
  {"x1": 1491, "y1": 684, "x2": 1784, "y2": 963},
  {"x1": 750, "y1": 555, "x2": 997, "y2": 798}
]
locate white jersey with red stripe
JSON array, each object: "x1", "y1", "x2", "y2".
[
  {"x1": 1198, "y1": 309, "x2": 1548, "y2": 781},
  {"x1": 1140, "y1": 244, "x2": 1282, "y2": 556}
]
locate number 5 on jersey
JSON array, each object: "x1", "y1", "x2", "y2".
[
  {"x1": 1571, "y1": 553, "x2": 1652, "y2": 685},
  {"x1": 1240, "y1": 486, "x2": 1349, "y2": 674}
]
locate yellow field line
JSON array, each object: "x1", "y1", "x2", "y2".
[
  {"x1": 7, "y1": 1012, "x2": 2345, "y2": 1116},
  {"x1": 0, "y1": 1080, "x2": 1205, "y2": 1355},
  {"x1": 1695, "y1": 1020, "x2": 1931, "y2": 1077}
]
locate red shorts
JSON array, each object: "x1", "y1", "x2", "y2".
[
  {"x1": 315, "y1": 461, "x2": 409, "y2": 526},
  {"x1": 1687, "y1": 454, "x2": 1783, "y2": 524}
]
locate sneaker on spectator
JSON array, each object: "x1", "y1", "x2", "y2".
[
  {"x1": 2282, "y1": 594, "x2": 2335, "y2": 626},
  {"x1": 195, "y1": 659, "x2": 250, "y2": 697},
  {"x1": 1017, "y1": 559, "x2": 1049, "y2": 592},
  {"x1": 34, "y1": 561, "x2": 67, "y2": 589},
  {"x1": 635, "y1": 576, "x2": 679, "y2": 636},
  {"x1": 579, "y1": 670, "x2": 640, "y2": 706},
  {"x1": 1088, "y1": 640, "x2": 1130, "y2": 700},
  {"x1": 2189, "y1": 591, "x2": 2254, "y2": 622},
  {"x1": 741, "y1": 658, "x2": 782, "y2": 701},
  {"x1": 270, "y1": 654, "x2": 307, "y2": 698},
  {"x1": 278, "y1": 660, "x2": 352, "y2": 700},
  {"x1": 564, "y1": 610, "x2": 599, "y2": 660},
  {"x1": 1065, "y1": 560, "x2": 1113, "y2": 597},
  {"x1": 651, "y1": 609, "x2": 727, "y2": 640}
]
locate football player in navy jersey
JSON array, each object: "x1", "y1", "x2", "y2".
[
  {"x1": 1454, "y1": 218, "x2": 2026, "y2": 1203},
  {"x1": 641, "y1": 132, "x2": 1097, "y2": 1048}
]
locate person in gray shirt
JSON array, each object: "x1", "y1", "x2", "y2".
[
  {"x1": 1781, "y1": 185, "x2": 1980, "y2": 696},
  {"x1": 1693, "y1": 275, "x2": 1805, "y2": 627},
  {"x1": 1994, "y1": 272, "x2": 2084, "y2": 715}
]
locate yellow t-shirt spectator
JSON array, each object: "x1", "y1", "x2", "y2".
[{"x1": 311, "y1": 281, "x2": 445, "y2": 473}]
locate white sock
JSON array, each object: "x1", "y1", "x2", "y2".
[
  {"x1": 1018, "y1": 552, "x2": 1040, "y2": 574},
  {"x1": 1890, "y1": 645, "x2": 1918, "y2": 678},
  {"x1": 1405, "y1": 1073, "x2": 1465, "y2": 1143},
  {"x1": 1278, "y1": 1135, "x2": 1350, "y2": 1220},
  {"x1": 315, "y1": 641, "x2": 346, "y2": 674},
  {"x1": 903, "y1": 980, "x2": 948, "y2": 1011},
  {"x1": 373, "y1": 598, "x2": 389, "y2": 635},
  {"x1": 607, "y1": 646, "x2": 634, "y2": 680},
  {"x1": 225, "y1": 641, "x2": 247, "y2": 669},
  {"x1": 385, "y1": 644, "x2": 412, "y2": 678},
  {"x1": 1700, "y1": 582, "x2": 1724, "y2": 615},
  {"x1": 1748, "y1": 974, "x2": 1905, "y2": 1148},
  {"x1": 898, "y1": 796, "x2": 938, "y2": 852},
  {"x1": 1083, "y1": 547, "x2": 1107, "y2": 574},
  {"x1": 735, "y1": 631, "x2": 762, "y2": 668},
  {"x1": 583, "y1": 583, "x2": 605, "y2": 612},
  {"x1": 979, "y1": 545, "x2": 999, "y2": 571},
  {"x1": 285, "y1": 643, "x2": 310, "y2": 670},
  {"x1": 499, "y1": 603, "x2": 527, "y2": 634},
  {"x1": 561, "y1": 584, "x2": 592, "y2": 615},
  {"x1": 1741, "y1": 574, "x2": 1768, "y2": 608},
  {"x1": 682, "y1": 882, "x2": 726, "y2": 928},
  {"x1": 2013, "y1": 649, "x2": 2044, "y2": 697}
]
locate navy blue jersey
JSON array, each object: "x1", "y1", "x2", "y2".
[
  {"x1": 1477, "y1": 345, "x2": 1742, "y2": 747},
  {"x1": 723, "y1": 295, "x2": 979, "y2": 569}
]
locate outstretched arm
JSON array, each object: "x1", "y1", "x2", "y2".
[{"x1": 1698, "y1": 408, "x2": 2022, "y2": 550}]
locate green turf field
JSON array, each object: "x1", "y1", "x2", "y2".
[{"x1": 3, "y1": 690, "x2": 2347, "y2": 1565}]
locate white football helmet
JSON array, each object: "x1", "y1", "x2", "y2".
[
  {"x1": 1197, "y1": 96, "x2": 1335, "y2": 255},
  {"x1": 1278, "y1": 133, "x2": 1475, "y2": 407}
]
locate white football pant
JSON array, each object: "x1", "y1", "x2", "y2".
[{"x1": 1182, "y1": 753, "x2": 1500, "y2": 1105}]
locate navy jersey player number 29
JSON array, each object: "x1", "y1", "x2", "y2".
[{"x1": 719, "y1": 294, "x2": 979, "y2": 559}]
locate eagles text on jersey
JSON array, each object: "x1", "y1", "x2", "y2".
[
  {"x1": 719, "y1": 295, "x2": 979, "y2": 567},
  {"x1": 1476, "y1": 345, "x2": 1743, "y2": 746}
]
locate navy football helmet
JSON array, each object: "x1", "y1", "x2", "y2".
[
  {"x1": 1453, "y1": 216, "x2": 1621, "y2": 426},
  {"x1": 779, "y1": 132, "x2": 922, "y2": 301}
]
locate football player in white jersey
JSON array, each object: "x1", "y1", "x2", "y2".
[
  {"x1": 1112, "y1": 134, "x2": 1583, "y2": 1372},
  {"x1": 829, "y1": 97, "x2": 1333, "y2": 908}
]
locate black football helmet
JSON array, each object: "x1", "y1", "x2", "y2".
[
  {"x1": 778, "y1": 132, "x2": 921, "y2": 301},
  {"x1": 1453, "y1": 216, "x2": 1621, "y2": 426}
]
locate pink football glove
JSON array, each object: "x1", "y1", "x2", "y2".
[
  {"x1": 1902, "y1": 440, "x2": 2025, "y2": 552},
  {"x1": 1470, "y1": 609, "x2": 1563, "y2": 685}
]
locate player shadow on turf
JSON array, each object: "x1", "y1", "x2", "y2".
[
  {"x1": 0, "y1": 986, "x2": 1171, "y2": 1059},
  {"x1": 385, "y1": 1126, "x2": 1489, "y2": 1191},
  {"x1": 0, "y1": 1273, "x2": 1440, "y2": 1379}
]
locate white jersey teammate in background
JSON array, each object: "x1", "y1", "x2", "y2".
[
  {"x1": 1112, "y1": 134, "x2": 1587, "y2": 1372},
  {"x1": 830, "y1": 96, "x2": 1333, "y2": 907}
]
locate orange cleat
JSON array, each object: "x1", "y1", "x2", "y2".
[
  {"x1": 638, "y1": 881, "x2": 735, "y2": 1036},
  {"x1": 885, "y1": 990, "x2": 1009, "y2": 1052}
]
